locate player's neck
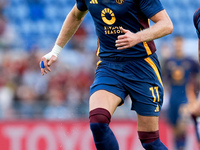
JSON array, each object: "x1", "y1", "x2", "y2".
[
  {"x1": 175, "y1": 54, "x2": 184, "y2": 59},
  {"x1": 175, "y1": 50, "x2": 184, "y2": 59}
]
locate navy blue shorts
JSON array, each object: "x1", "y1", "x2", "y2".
[
  {"x1": 168, "y1": 98, "x2": 187, "y2": 125},
  {"x1": 90, "y1": 53, "x2": 164, "y2": 116}
]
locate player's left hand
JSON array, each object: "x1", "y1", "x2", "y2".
[{"x1": 115, "y1": 27, "x2": 140, "y2": 50}]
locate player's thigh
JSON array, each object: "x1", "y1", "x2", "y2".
[
  {"x1": 89, "y1": 90, "x2": 122, "y2": 116},
  {"x1": 137, "y1": 114, "x2": 159, "y2": 131}
]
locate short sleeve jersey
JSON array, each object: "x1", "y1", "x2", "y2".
[
  {"x1": 76, "y1": 0, "x2": 164, "y2": 58},
  {"x1": 164, "y1": 57, "x2": 199, "y2": 103},
  {"x1": 194, "y1": 7, "x2": 200, "y2": 39}
]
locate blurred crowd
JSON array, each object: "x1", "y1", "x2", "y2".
[
  {"x1": 0, "y1": 0, "x2": 96, "y2": 119},
  {"x1": 0, "y1": 43, "x2": 97, "y2": 120},
  {"x1": 0, "y1": 0, "x2": 99, "y2": 120},
  {"x1": 0, "y1": 0, "x2": 199, "y2": 123}
]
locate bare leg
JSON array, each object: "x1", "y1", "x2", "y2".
[
  {"x1": 137, "y1": 114, "x2": 168, "y2": 150},
  {"x1": 89, "y1": 90, "x2": 122, "y2": 150},
  {"x1": 137, "y1": 114, "x2": 159, "y2": 131},
  {"x1": 89, "y1": 90, "x2": 122, "y2": 115}
]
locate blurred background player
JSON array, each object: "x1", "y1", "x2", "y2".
[
  {"x1": 162, "y1": 35, "x2": 200, "y2": 150},
  {"x1": 194, "y1": 7, "x2": 200, "y2": 64},
  {"x1": 192, "y1": 7, "x2": 200, "y2": 149},
  {"x1": 193, "y1": 7, "x2": 200, "y2": 116},
  {"x1": 39, "y1": 0, "x2": 173, "y2": 149}
]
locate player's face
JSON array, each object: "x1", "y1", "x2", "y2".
[{"x1": 174, "y1": 37, "x2": 183, "y2": 56}]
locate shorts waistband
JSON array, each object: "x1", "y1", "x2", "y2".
[
  {"x1": 100, "y1": 57, "x2": 133, "y2": 62},
  {"x1": 100, "y1": 54, "x2": 155, "y2": 62}
]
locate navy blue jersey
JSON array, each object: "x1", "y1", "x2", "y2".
[
  {"x1": 164, "y1": 57, "x2": 199, "y2": 104},
  {"x1": 194, "y1": 7, "x2": 200, "y2": 39},
  {"x1": 164, "y1": 57, "x2": 199, "y2": 125},
  {"x1": 76, "y1": 0, "x2": 164, "y2": 58}
]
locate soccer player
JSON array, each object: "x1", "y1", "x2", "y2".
[
  {"x1": 193, "y1": 7, "x2": 200, "y2": 148},
  {"x1": 194, "y1": 7, "x2": 200, "y2": 64},
  {"x1": 40, "y1": 0, "x2": 173, "y2": 149},
  {"x1": 162, "y1": 36, "x2": 200, "y2": 150}
]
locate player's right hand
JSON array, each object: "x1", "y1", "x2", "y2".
[{"x1": 40, "y1": 52, "x2": 57, "y2": 76}]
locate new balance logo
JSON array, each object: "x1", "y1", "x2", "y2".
[{"x1": 90, "y1": 0, "x2": 98, "y2": 4}]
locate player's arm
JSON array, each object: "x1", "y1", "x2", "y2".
[
  {"x1": 116, "y1": 10, "x2": 173, "y2": 50},
  {"x1": 55, "y1": 4, "x2": 88, "y2": 48},
  {"x1": 198, "y1": 39, "x2": 200, "y2": 63},
  {"x1": 186, "y1": 61, "x2": 200, "y2": 115},
  {"x1": 193, "y1": 8, "x2": 200, "y2": 63},
  {"x1": 40, "y1": 4, "x2": 88, "y2": 75},
  {"x1": 187, "y1": 78, "x2": 200, "y2": 116},
  {"x1": 186, "y1": 79, "x2": 197, "y2": 104}
]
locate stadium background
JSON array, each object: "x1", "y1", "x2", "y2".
[{"x1": 0, "y1": 0, "x2": 199, "y2": 149}]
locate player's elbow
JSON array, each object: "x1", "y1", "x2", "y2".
[{"x1": 165, "y1": 21, "x2": 173, "y2": 35}]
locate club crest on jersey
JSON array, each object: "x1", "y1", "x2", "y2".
[
  {"x1": 101, "y1": 8, "x2": 116, "y2": 25},
  {"x1": 116, "y1": 0, "x2": 124, "y2": 4}
]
